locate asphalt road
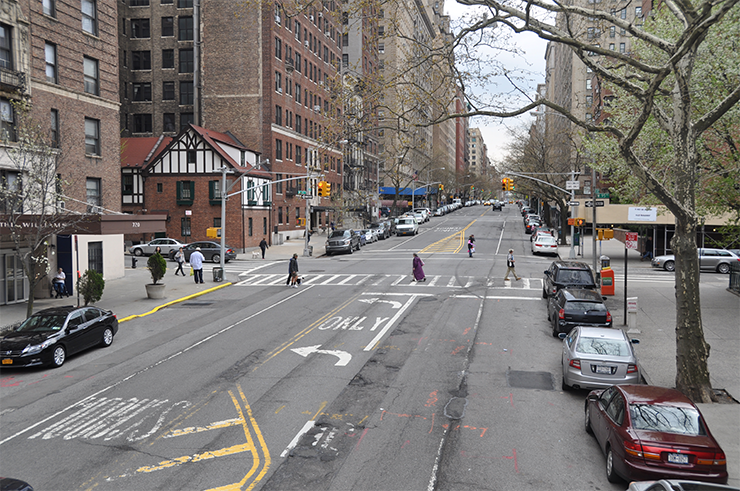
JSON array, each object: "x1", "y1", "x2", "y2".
[{"x1": 0, "y1": 204, "x2": 722, "y2": 491}]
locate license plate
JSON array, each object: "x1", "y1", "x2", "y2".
[
  {"x1": 2, "y1": 358, "x2": 13, "y2": 365},
  {"x1": 668, "y1": 453, "x2": 689, "y2": 464},
  {"x1": 595, "y1": 365, "x2": 612, "y2": 374}
]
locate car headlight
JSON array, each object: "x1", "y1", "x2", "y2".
[{"x1": 22, "y1": 338, "x2": 56, "y2": 356}]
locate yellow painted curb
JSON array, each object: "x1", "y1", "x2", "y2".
[{"x1": 119, "y1": 282, "x2": 233, "y2": 323}]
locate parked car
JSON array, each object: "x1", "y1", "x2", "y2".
[
  {"x1": 543, "y1": 260, "x2": 597, "y2": 298},
  {"x1": 651, "y1": 248, "x2": 740, "y2": 273},
  {"x1": 169, "y1": 241, "x2": 237, "y2": 263},
  {"x1": 548, "y1": 288, "x2": 612, "y2": 335},
  {"x1": 525, "y1": 219, "x2": 542, "y2": 234},
  {"x1": 532, "y1": 234, "x2": 559, "y2": 256},
  {"x1": 130, "y1": 238, "x2": 186, "y2": 257},
  {"x1": 0, "y1": 306, "x2": 118, "y2": 368},
  {"x1": 585, "y1": 385, "x2": 728, "y2": 484},
  {"x1": 0, "y1": 477, "x2": 34, "y2": 491},
  {"x1": 395, "y1": 217, "x2": 419, "y2": 236},
  {"x1": 492, "y1": 201, "x2": 503, "y2": 211},
  {"x1": 325, "y1": 229, "x2": 361, "y2": 255},
  {"x1": 560, "y1": 327, "x2": 639, "y2": 390},
  {"x1": 530, "y1": 226, "x2": 553, "y2": 241},
  {"x1": 368, "y1": 222, "x2": 391, "y2": 239},
  {"x1": 628, "y1": 480, "x2": 740, "y2": 491}
]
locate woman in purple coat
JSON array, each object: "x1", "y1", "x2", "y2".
[{"x1": 412, "y1": 253, "x2": 426, "y2": 282}]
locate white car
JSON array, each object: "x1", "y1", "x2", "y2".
[
  {"x1": 531, "y1": 234, "x2": 559, "y2": 255},
  {"x1": 395, "y1": 217, "x2": 419, "y2": 236},
  {"x1": 129, "y1": 238, "x2": 186, "y2": 256}
]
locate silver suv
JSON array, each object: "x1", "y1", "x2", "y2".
[{"x1": 325, "y1": 230, "x2": 361, "y2": 255}]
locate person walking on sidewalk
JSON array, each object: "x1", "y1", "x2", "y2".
[
  {"x1": 52, "y1": 267, "x2": 67, "y2": 298},
  {"x1": 504, "y1": 249, "x2": 521, "y2": 281},
  {"x1": 259, "y1": 238, "x2": 268, "y2": 259},
  {"x1": 174, "y1": 247, "x2": 186, "y2": 276},
  {"x1": 412, "y1": 253, "x2": 426, "y2": 282},
  {"x1": 190, "y1": 247, "x2": 205, "y2": 284},
  {"x1": 286, "y1": 253, "x2": 299, "y2": 286},
  {"x1": 468, "y1": 235, "x2": 476, "y2": 257},
  {"x1": 642, "y1": 236, "x2": 653, "y2": 261}
]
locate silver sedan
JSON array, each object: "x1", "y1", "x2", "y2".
[
  {"x1": 651, "y1": 248, "x2": 740, "y2": 273},
  {"x1": 559, "y1": 326, "x2": 641, "y2": 391}
]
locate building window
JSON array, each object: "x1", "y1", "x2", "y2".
[
  {"x1": 620, "y1": 8, "x2": 626, "y2": 18},
  {"x1": 586, "y1": 95, "x2": 593, "y2": 106},
  {"x1": 133, "y1": 114, "x2": 152, "y2": 133},
  {"x1": 43, "y1": 0, "x2": 56, "y2": 16},
  {"x1": 179, "y1": 48, "x2": 193, "y2": 72},
  {"x1": 162, "y1": 17, "x2": 174, "y2": 37},
  {"x1": 84, "y1": 118, "x2": 100, "y2": 155},
  {"x1": 180, "y1": 81, "x2": 193, "y2": 104},
  {"x1": 178, "y1": 0, "x2": 193, "y2": 7},
  {"x1": 213, "y1": 217, "x2": 221, "y2": 227},
  {"x1": 275, "y1": 173, "x2": 283, "y2": 194},
  {"x1": 162, "y1": 49, "x2": 174, "y2": 69},
  {"x1": 180, "y1": 112, "x2": 193, "y2": 129},
  {"x1": 45, "y1": 43, "x2": 57, "y2": 83},
  {"x1": 0, "y1": 24, "x2": 12, "y2": 70},
  {"x1": 275, "y1": 71, "x2": 282, "y2": 92},
  {"x1": 178, "y1": 16, "x2": 193, "y2": 40},
  {"x1": 278, "y1": 207, "x2": 283, "y2": 224},
  {"x1": 157, "y1": 182, "x2": 163, "y2": 192},
  {"x1": 586, "y1": 79, "x2": 592, "y2": 90},
  {"x1": 187, "y1": 149, "x2": 196, "y2": 165},
  {"x1": 275, "y1": 105, "x2": 282, "y2": 125},
  {"x1": 181, "y1": 217, "x2": 191, "y2": 236},
  {"x1": 83, "y1": 57, "x2": 99, "y2": 95},
  {"x1": 163, "y1": 113, "x2": 176, "y2": 132},
  {"x1": 275, "y1": 139, "x2": 283, "y2": 160},
  {"x1": 131, "y1": 19, "x2": 151, "y2": 38},
  {"x1": 275, "y1": 37, "x2": 282, "y2": 59},
  {"x1": 263, "y1": 217, "x2": 267, "y2": 235},
  {"x1": 1, "y1": 98, "x2": 16, "y2": 141},
  {"x1": 635, "y1": 6, "x2": 643, "y2": 17},
  {"x1": 133, "y1": 82, "x2": 152, "y2": 101},
  {"x1": 131, "y1": 0, "x2": 150, "y2": 5},
  {"x1": 295, "y1": 145, "x2": 302, "y2": 165},
  {"x1": 50, "y1": 109, "x2": 59, "y2": 148},
  {"x1": 162, "y1": 0, "x2": 173, "y2": 3},
  {"x1": 86, "y1": 177, "x2": 101, "y2": 212},
  {"x1": 132, "y1": 51, "x2": 151, "y2": 70},
  {"x1": 610, "y1": 26, "x2": 616, "y2": 37},
  {"x1": 82, "y1": 0, "x2": 98, "y2": 35},
  {"x1": 248, "y1": 217, "x2": 253, "y2": 236},
  {"x1": 122, "y1": 174, "x2": 134, "y2": 195},
  {"x1": 620, "y1": 42, "x2": 626, "y2": 53},
  {"x1": 176, "y1": 180, "x2": 194, "y2": 204},
  {"x1": 162, "y1": 81, "x2": 175, "y2": 100},
  {"x1": 609, "y1": 43, "x2": 615, "y2": 50},
  {"x1": 88, "y1": 241, "x2": 103, "y2": 274}
]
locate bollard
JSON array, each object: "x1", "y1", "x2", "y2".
[{"x1": 132, "y1": 256, "x2": 137, "y2": 268}]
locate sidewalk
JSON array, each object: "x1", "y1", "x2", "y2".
[{"x1": 0, "y1": 232, "x2": 327, "y2": 329}]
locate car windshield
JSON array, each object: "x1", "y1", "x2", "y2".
[
  {"x1": 566, "y1": 301, "x2": 606, "y2": 311},
  {"x1": 575, "y1": 337, "x2": 629, "y2": 356},
  {"x1": 399, "y1": 219, "x2": 414, "y2": 225},
  {"x1": 16, "y1": 314, "x2": 67, "y2": 332},
  {"x1": 329, "y1": 231, "x2": 349, "y2": 239},
  {"x1": 629, "y1": 404, "x2": 705, "y2": 436}
]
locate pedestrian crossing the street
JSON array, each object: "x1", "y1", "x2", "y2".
[{"x1": 234, "y1": 273, "x2": 545, "y2": 290}]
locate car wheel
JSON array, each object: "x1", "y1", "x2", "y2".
[
  {"x1": 133, "y1": 248, "x2": 143, "y2": 256},
  {"x1": 547, "y1": 308, "x2": 551, "y2": 321},
  {"x1": 664, "y1": 260, "x2": 675, "y2": 272},
  {"x1": 561, "y1": 377, "x2": 570, "y2": 391},
  {"x1": 101, "y1": 327, "x2": 114, "y2": 347},
  {"x1": 585, "y1": 405, "x2": 593, "y2": 434},
  {"x1": 212, "y1": 254, "x2": 220, "y2": 264},
  {"x1": 51, "y1": 345, "x2": 66, "y2": 368},
  {"x1": 605, "y1": 447, "x2": 620, "y2": 483},
  {"x1": 542, "y1": 288, "x2": 548, "y2": 299},
  {"x1": 348, "y1": 246, "x2": 353, "y2": 254},
  {"x1": 718, "y1": 263, "x2": 730, "y2": 274}
]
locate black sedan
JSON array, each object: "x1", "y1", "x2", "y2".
[
  {"x1": 0, "y1": 306, "x2": 118, "y2": 368},
  {"x1": 169, "y1": 241, "x2": 237, "y2": 263}
]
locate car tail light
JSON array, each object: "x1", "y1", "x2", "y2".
[
  {"x1": 569, "y1": 359, "x2": 581, "y2": 369},
  {"x1": 696, "y1": 451, "x2": 727, "y2": 466},
  {"x1": 558, "y1": 309, "x2": 565, "y2": 320},
  {"x1": 623, "y1": 440, "x2": 646, "y2": 459},
  {"x1": 606, "y1": 312, "x2": 612, "y2": 323},
  {"x1": 637, "y1": 444, "x2": 663, "y2": 461},
  {"x1": 627, "y1": 364, "x2": 638, "y2": 374}
]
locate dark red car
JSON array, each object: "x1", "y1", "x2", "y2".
[{"x1": 585, "y1": 385, "x2": 728, "y2": 484}]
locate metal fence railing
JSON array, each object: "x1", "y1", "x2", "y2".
[{"x1": 730, "y1": 261, "x2": 740, "y2": 293}]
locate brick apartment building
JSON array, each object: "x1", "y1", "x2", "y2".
[
  {"x1": 122, "y1": 124, "x2": 271, "y2": 250},
  {"x1": 118, "y1": 0, "x2": 344, "y2": 241},
  {"x1": 1, "y1": 0, "x2": 125, "y2": 304}
]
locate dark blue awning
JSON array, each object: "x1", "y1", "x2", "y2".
[{"x1": 379, "y1": 186, "x2": 437, "y2": 196}]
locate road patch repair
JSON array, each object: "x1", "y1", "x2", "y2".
[{"x1": 118, "y1": 282, "x2": 232, "y2": 323}]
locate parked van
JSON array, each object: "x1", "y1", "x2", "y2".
[{"x1": 395, "y1": 217, "x2": 419, "y2": 236}]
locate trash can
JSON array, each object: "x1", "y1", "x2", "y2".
[{"x1": 212, "y1": 267, "x2": 223, "y2": 282}]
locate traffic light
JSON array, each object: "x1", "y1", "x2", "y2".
[
  {"x1": 317, "y1": 181, "x2": 325, "y2": 197},
  {"x1": 323, "y1": 181, "x2": 331, "y2": 197},
  {"x1": 505, "y1": 178, "x2": 514, "y2": 191},
  {"x1": 501, "y1": 179, "x2": 507, "y2": 191},
  {"x1": 439, "y1": 184, "x2": 444, "y2": 192}
]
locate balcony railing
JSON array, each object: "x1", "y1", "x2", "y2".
[{"x1": 0, "y1": 67, "x2": 27, "y2": 91}]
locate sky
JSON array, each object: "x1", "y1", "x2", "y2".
[{"x1": 444, "y1": 1, "x2": 548, "y2": 167}]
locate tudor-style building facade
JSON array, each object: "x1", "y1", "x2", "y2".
[{"x1": 122, "y1": 124, "x2": 271, "y2": 250}]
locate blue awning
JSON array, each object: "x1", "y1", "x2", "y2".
[{"x1": 379, "y1": 186, "x2": 437, "y2": 196}]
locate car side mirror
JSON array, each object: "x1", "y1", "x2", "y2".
[
  {"x1": 586, "y1": 393, "x2": 599, "y2": 401},
  {"x1": 544, "y1": 270, "x2": 551, "y2": 276},
  {"x1": 558, "y1": 333, "x2": 567, "y2": 339},
  {"x1": 602, "y1": 296, "x2": 608, "y2": 301},
  {"x1": 631, "y1": 339, "x2": 640, "y2": 344}
]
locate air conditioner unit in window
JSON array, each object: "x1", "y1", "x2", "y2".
[
  {"x1": 305, "y1": 40, "x2": 309, "y2": 47},
  {"x1": 318, "y1": 12, "x2": 323, "y2": 18},
  {"x1": 325, "y1": 31, "x2": 331, "y2": 36},
  {"x1": 277, "y1": 87, "x2": 283, "y2": 93},
  {"x1": 310, "y1": 15, "x2": 314, "y2": 22},
  {"x1": 275, "y1": 14, "x2": 281, "y2": 24},
  {"x1": 57, "y1": 201, "x2": 66, "y2": 210},
  {"x1": 313, "y1": 105, "x2": 321, "y2": 112}
]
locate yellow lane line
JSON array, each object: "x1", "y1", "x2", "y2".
[
  {"x1": 238, "y1": 384, "x2": 271, "y2": 491},
  {"x1": 162, "y1": 418, "x2": 243, "y2": 438},
  {"x1": 118, "y1": 282, "x2": 233, "y2": 323},
  {"x1": 135, "y1": 443, "x2": 252, "y2": 474},
  {"x1": 312, "y1": 401, "x2": 328, "y2": 420},
  {"x1": 418, "y1": 219, "x2": 477, "y2": 255}
]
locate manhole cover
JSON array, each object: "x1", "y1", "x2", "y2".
[{"x1": 506, "y1": 370, "x2": 554, "y2": 390}]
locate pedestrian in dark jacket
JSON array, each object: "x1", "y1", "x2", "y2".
[
  {"x1": 259, "y1": 238, "x2": 268, "y2": 259},
  {"x1": 468, "y1": 235, "x2": 475, "y2": 257},
  {"x1": 286, "y1": 253, "x2": 299, "y2": 286},
  {"x1": 174, "y1": 247, "x2": 186, "y2": 276}
]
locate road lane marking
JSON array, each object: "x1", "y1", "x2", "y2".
[
  {"x1": 290, "y1": 345, "x2": 352, "y2": 366},
  {"x1": 364, "y1": 295, "x2": 419, "y2": 351},
  {"x1": 280, "y1": 419, "x2": 315, "y2": 458},
  {"x1": 162, "y1": 418, "x2": 243, "y2": 438},
  {"x1": 452, "y1": 295, "x2": 541, "y2": 301}
]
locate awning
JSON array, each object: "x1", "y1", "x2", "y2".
[
  {"x1": 0, "y1": 214, "x2": 168, "y2": 235},
  {"x1": 379, "y1": 186, "x2": 437, "y2": 196}
]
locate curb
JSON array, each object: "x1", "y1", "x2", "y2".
[{"x1": 118, "y1": 282, "x2": 233, "y2": 323}]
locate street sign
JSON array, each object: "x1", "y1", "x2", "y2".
[
  {"x1": 568, "y1": 201, "x2": 580, "y2": 206},
  {"x1": 584, "y1": 200, "x2": 605, "y2": 207},
  {"x1": 625, "y1": 232, "x2": 639, "y2": 249},
  {"x1": 566, "y1": 180, "x2": 580, "y2": 190}
]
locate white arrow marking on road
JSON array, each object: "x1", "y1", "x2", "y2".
[
  {"x1": 359, "y1": 298, "x2": 403, "y2": 309},
  {"x1": 291, "y1": 345, "x2": 352, "y2": 366}
]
